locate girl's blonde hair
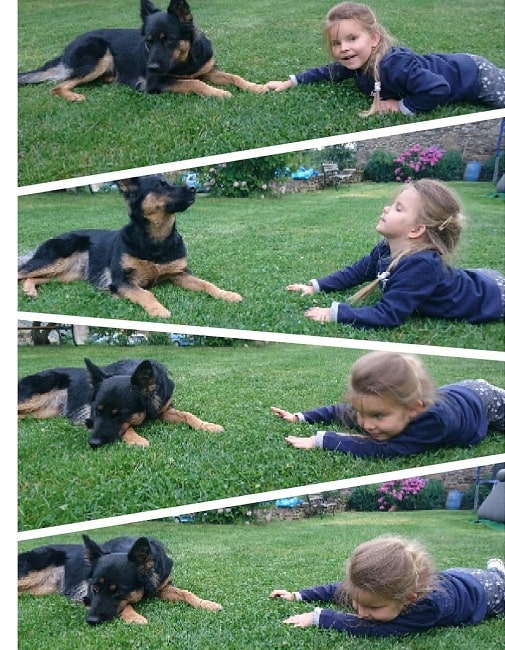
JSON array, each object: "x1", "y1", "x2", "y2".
[
  {"x1": 345, "y1": 350, "x2": 436, "y2": 409},
  {"x1": 341, "y1": 536, "x2": 436, "y2": 603},
  {"x1": 350, "y1": 179, "x2": 466, "y2": 303},
  {"x1": 323, "y1": 3, "x2": 396, "y2": 116}
]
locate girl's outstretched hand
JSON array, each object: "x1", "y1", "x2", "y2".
[
  {"x1": 271, "y1": 406, "x2": 298, "y2": 423},
  {"x1": 285, "y1": 435, "x2": 316, "y2": 449},
  {"x1": 269, "y1": 590, "x2": 296, "y2": 601},
  {"x1": 286, "y1": 283, "x2": 314, "y2": 295},
  {"x1": 265, "y1": 80, "x2": 293, "y2": 91},
  {"x1": 304, "y1": 306, "x2": 331, "y2": 321},
  {"x1": 283, "y1": 612, "x2": 313, "y2": 627}
]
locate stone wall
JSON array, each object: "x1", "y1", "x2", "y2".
[{"x1": 356, "y1": 118, "x2": 503, "y2": 168}]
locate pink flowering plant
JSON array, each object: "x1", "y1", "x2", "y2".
[
  {"x1": 394, "y1": 144, "x2": 446, "y2": 183},
  {"x1": 377, "y1": 477, "x2": 427, "y2": 512}
]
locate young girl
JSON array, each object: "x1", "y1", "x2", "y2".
[
  {"x1": 270, "y1": 536, "x2": 505, "y2": 636},
  {"x1": 265, "y1": 2, "x2": 505, "y2": 115},
  {"x1": 271, "y1": 350, "x2": 504, "y2": 458},
  {"x1": 285, "y1": 178, "x2": 504, "y2": 328}
]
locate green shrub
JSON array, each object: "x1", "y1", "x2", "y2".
[
  {"x1": 363, "y1": 151, "x2": 397, "y2": 182},
  {"x1": 203, "y1": 157, "x2": 289, "y2": 198},
  {"x1": 345, "y1": 484, "x2": 379, "y2": 511},
  {"x1": 435, "y1": 150, "x2": 466, "y2": 180},
  {"x1": 410, "y1": 479, "x2": 446, "y2": 510},
  {"x1": 481, "y1": 154, "x2": 505, "y2": 182},
  {"x1": 461, "y1": 482, "x2": 494, "y2": 510}
]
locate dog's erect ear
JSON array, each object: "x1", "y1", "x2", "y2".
[
  {"x1": 117, "y1": 178, "x2": 140, "y2": 199},
  {"x1": 140, "y1": 0, "x2": 161, "y2": 22},
  {"x1": 167, "y1": 0, "x2": 193, "y2": 24},
  {"x1": 84, "y1": 358, "x2": 108, "y2": 388},
  {"x1": 131, "y1": 360, "x2": 156, "y2": 391},
  {"x1": 83, "y1": 535, "x2": 105, "y2": 565},
  {"x1": 128, "y1": 537, "x2": 153, "y2": 568}
]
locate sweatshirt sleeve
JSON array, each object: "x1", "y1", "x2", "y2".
[
  {"x1": 299, "y1": 403, "x2": 356, "y2": 426},
  {"x1": 333, "y1": 254, "x2": 440, "y2": 328},
  {"x1": 314, "y1": 249, "x2": 379, "y2": 293},
  {"x1": 293, "y1": 62, "x2": 354, "y2": 86}
]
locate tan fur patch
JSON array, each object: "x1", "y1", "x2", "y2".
[
  {"x1": 121, "y1": 253, "x2": 188, "y2": 287},
  {"x1": 140, "y1": 194, "x2": 177, "y2": 241},
  {"x1": 18, "y1": 566, "x2": 64, "y2": 595},
  {"x1": 18, "y1": 389, "x2": 67, "y2": 419}
]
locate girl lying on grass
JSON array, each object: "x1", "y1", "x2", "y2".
[
  {"x1": 285, "y1": 178, "x2": 505, "y2": 328},
  {"x1": 265, "y1": 2, "x2": 505, "y2": 115},
  {"x1": 270, "y1": 535, "x2": 505, "y2": 637},
  {"x1": 271, "y1": 350, "x2": 504, "y2": 458}
]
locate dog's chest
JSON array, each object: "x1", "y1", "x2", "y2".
[{"x1": 121, "y1": 254, "x2": 189, "y2": 286}]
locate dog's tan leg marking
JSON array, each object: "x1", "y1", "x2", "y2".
[
  {"x1": 159, "y1": 407, "x2": 223, "y2": 433},
  {"x1": 51, "y1": 52, "x2": 114, "y2": 101},
  {"x1": 121, "y1": 427, "x2": 150, "y2": 447},
  {"x1": 203, "y1": 69, "x2": 267, "y2": 94},
  {"x1": 120, "y1": 603, "x2": 148, "y2": 624},
  {"x1": 171, "y1": 273, "x2": 242, "y2": 303},
  {"x1": 115, "y1": 286, "x2": 171, "y2": 318},
  {"x1": 165, "y1": 78, "x2": 232, "y2": 98},
  {"x1": 157, "y1": 583, "x2": 222, "y2": 611}
]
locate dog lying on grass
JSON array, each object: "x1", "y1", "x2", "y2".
[
  {"x1": 18, "y1": 357, "x2": 223, "y2": 448},
  {"x1": 17, "y1": 0, "x2": 266, "y2": 100},
  {"x1": 18, "y1": 174, "x2": 243, "y2": 318},
  {"x1": 18, "y1": 535, "x2": 223, "y2": 624}
]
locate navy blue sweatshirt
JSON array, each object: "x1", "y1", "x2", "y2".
[
  {"x1": 297, "y1": 570, "x2": 489, "y2": 636},
  {"x1": 291, "y1": 47, "x2": 482, "y2": 114},
  {"x1": 311, "y1": 240, "x2": 503, "y2": 328},
  {"x1": 297, "y1": 383, "x2": 491, "y2": 458}
]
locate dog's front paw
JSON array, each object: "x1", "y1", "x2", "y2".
[
  {"x1": 218, "y1": 290, "x2": 242, "y2": 303},
  {"x1": 148, "y1": 305, "x2": 172, "y2": 318},
  {"x1": 199, "y1": 599, "x2": 223, "y2": 611},
  {"x1": 120, "y1": 604, "x2": 148, "y2": 624},
  {"x1": 215, "y1": 89, "x2": 233, "y2": 99},
  {"x1": 250, "y1": 83, "x2": 269, "y2": 94},
  {"x1": 200, "y1": 422, "x2": 224, "y2": 433}
]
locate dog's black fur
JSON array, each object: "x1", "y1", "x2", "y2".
[
  {"x1": 18, "y1": 174, "x2": 242, "y2": 318},
  {"x1": 18, "y1": 535, "x2": 222, "y2": 624},
  {"x1": 18, "y1": 357, "x2": 223, "y2": 447},
  {"x1": 18, "y1": 0, "x2": 265, "y2": 101}
]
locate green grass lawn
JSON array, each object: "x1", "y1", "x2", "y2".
[
  {"x1": 18, "y1": 182, "x2": 505, "y2": 351},
  {"x1": 17, "y1": 511, "x2": 505, "y2": 649},
  {"x1": 17, "y1": 0, "x2": 505, "y2": 186},
  {"x1": 17, "y1": 342, "x2": 504, "y2": 531}
]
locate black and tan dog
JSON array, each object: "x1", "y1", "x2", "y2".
[
  {"x1": 18, "y1": 357, "x2": 223, "y2": 447},
  {"x1": 18, "y1": 0, "x2": 266, "y2": 101},
  {"x1": 18, "y1": 174, "x2": 242, "y2": 318},
  {"x1": 18, "y1": 534, "x2": 222, "y2": 624}
]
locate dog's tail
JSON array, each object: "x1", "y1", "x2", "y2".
[
  {"x1": 18, "y1": 56, "x2": 68, "y2": 85},
  {"x1": 18, "y1": 546, "x2": 68, "y2": 578},
  {"x1": 18, "y1": 369, "x2": 71, "y2": 404}
]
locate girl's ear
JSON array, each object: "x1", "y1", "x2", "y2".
[
  {"x1": 408, "y1": 224, "x2": 427, "y2": 240},
  {"x1": 371, "y1": 29, "x2": 381, "y2": 48},
  {"x1": 407, "y1": 399, "x2": 425, "y2": 419}
]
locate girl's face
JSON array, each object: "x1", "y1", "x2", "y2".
[
  {"x1": 376, "y1": 186, "x2": 424, "y2": 242},
  {"x1": 329, "y1": 19, "x2": 380, "y2": 70},
  {"x1": 351, "y1": 587, "x2": 414, "y2": 622},
  {"x1": 351, "y1": 394, "x2": 422, "y2": 440}
]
